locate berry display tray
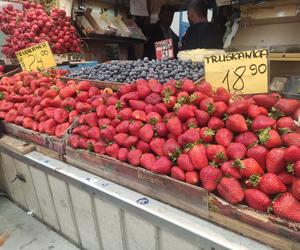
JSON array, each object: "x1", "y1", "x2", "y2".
[{"x1": 65, "y1": 146, "x2": 300, "y2": 250}]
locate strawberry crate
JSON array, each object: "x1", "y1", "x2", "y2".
[{"x1": 65, "y1": 146, "x2": 300, "y2": 250}]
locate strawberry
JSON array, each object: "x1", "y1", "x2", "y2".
[
  {"x1": 217, "y1": 177, "x2": 244, "y2": 204},
  {"x1": 252, "y1": 115, "x2": 276, "y2": 131},
  {"x1": 186, "y1": 171, "x2": 200, "y2": 185},
  {"x1": 77, "y1": 91, "x2": 89, "y2": 102},
  {"x1": 292, "y1": 179, "x2": 300, "y2": 201},
  {"x1": 98, "y1": 118, "x2": 111, "y2": 128},
  {"x1": 116, "y1": 120, "x2": 129, "y2": 133},
  {"x1": 206, "y1": 144, "x2": 227, "y2": 163},
  {"x1": 244, "y1": 189, "x2": 271, "y2": 212},
  {"x1": 177, "y1": 153, "x2": 195, "y2": 171},
  {"x1": 282, "y1": 133, "x2": 300, "y2": 147},
  {"x1": 200, "y1": 98, "x2": 215, "y2": 114},
  {"x1": 119, "y1": 108, "x2": 132, "y2": 120},
  {"x1": 148, "y1": 79, "x2": 162, "y2": 93},
  {"x1": 277, "y1": 171, "x2": 294, "y2": 186},
  {"x1": 139, "y1": 124, "x2": 154, "y2": 142},
  {"x1": 176, "y1": 91, "x2": 189, "y2": 101},
  {"x1": 146, "y1": 112, "x2": 162, "y2": 124},
  {"x1": 182, "y1": 79, "x2": 195, "y2": 93},
  {"x1": 259, "y1": 128, "x2": 282, "y2": 149},
  {"x1": 212, "y1": 102, "x2": 227, "y2": 118},
  {"x1": 120, "y1": 92, "x2": 139, "y2": 102},
  {"x1": 227, "y1": 99, "x2": 249, "y2": 115},
  {"x1": 140, "y1": 153, "x2": 156, "y2": 171},
  {"x1": 105, "y1": 105, "x2": 118, "y2": 119},
  {"x1": 69, "y1": 134, "x2": 80, "y2": 149},
  {"x1": 75, "y1": 102, "x2": 92, "y2": 113},
  {"x1": 78, "y1": 137, "x2": 88, "y2": 149},
  {"x1": 137, "y1": 83, "x2": 151, "y2": 98},
  {"x1": 106, "y1": 143, "x2": 120, "y2": 159},
  {"x1": 150, "y1": 138, "x2": 165, "y2": 156},
  {"x1": 77, "y1": 81, "x2": 91, "y2": 91},
  {"x1": 145, "y1": 93, "x2": 162, "y2": 105},
  {"x1": 199, "y1": 127, "x2": 215, "y2": 143},
  {"x1": 177, "y1": 104, "x2": 195, "y2": 121},
  {"x1": 235, "y1": 131, "x2": 258, "y2": 147},
  {"x1": 226, "y1": 143, "x2": 246, "y2": 160},
  {"x1": 131, "y1": 110, "x2": 146, "y2": 122},
  {"x1": 215, "y1": 128, "x2": 233, "y2": 147},
  {"x1": 155, "y1": 122, "x2": 168, "y2": 137},
  {"x1": 275, "y1": 99, "x2": 299, "y2": 116},
  {"x1": 129, "y1": 100, "x2": 145, "y2": 111},
  {"x1": 15, "y1": 116, "x2": 24, "y2": 126},
  {"x1": 88, "y1": 86, "x2": 99, "y2": 98},
  {"x1": 145, "y1": 104, "x2": 155, "y2": 114},
  {"x1": 272, "y1": 192, "x2": 300, "y2": 222},
  {"x1": 55, "y1": 122, "x2": 70, "y2": 138},
  {"x1": 207, "y1": 117, "x2": 224, "y2": 130},
  {"x1": 277, "y1": 117, "x2": 297, "y2": 132},
  {"x1": 77, "y1": 125, "x2": 89, "y2": 138},
  {"x1": 266, "y1": 148, "x2": 286, "y2": 174},
  {"x1": 195, "y1": 110, "x2": 210, "y2": 127},
  {"x1": 166, "y1": 117, "x2": 182, "y2": 136},
  {"x1": 152, "y1": 156, "x2": 172, "y2": 174},
  {"x1": 101, "y1": 125, "x2": 115, "y2": 141},
  {"x1": 189, "y1": 144, "x2": 208, "y2": 170},
  {"x1": 119, "y1": 84, "x2": 135, "y2": 96},
  {"x1": 213, "y1": 87, "x2": 231, "y2": 104},
  {"x1": 200, "y1": 165, "x2": 223, "y2": 191},
  {"x1": 118, "y1": 148, "x2": 129, "y2": 162},
  {"x1": 178, "y1": 128, "x2": 200, "y2": 146},
  {"x1": 4, "y1": 109, "x2": 17, "y2": 123},
  {"x1": 128, "y1": 149, "x2": 142, "y2": 166},
  {"x1": 221, "y1": 161, "x2": 242, "y2": 179},
  {"x1": 247, "y1": 145, "x2": 268, "y2": 170},
  {"x1": 23, "y1": 107, "x2": 34, "y2": 118},
  {"x1": 154, "y1": 103, "x2": 168, "y2": 116},
  {"x1": 96, "y1": 104, "x2": 105, "y2": 118},
  {"x1": 171, "y1": 167, "x2": 186, "y2": 182},
  {"x1": 161, "y1": 84, "x2": 176, "y2": 97},
  {"x1": 84, "y1": 112, "x2": 98, "y2": 127},
  {"x1": 233, "y1": 158, "x2": 264, "y2": 178},
  {"x1": 136, "y1": 140, "x2": 150, "y2": 153},
  {"x1": 253, "y1": 94, "x2": 280, "y2": 110},
  {"x1": 247, "y1": 104, "x2": 268, "y2": 119},
  {"x1": 114, "y1": 133, "x2": 129, "y2": 146},
  {"x1": 44, "y1": 119, "x2": 57, "y2": 135},
  {"x1": 163, "y1": 138, "x2": 181, "y2": 158},
  {"x1": 190, "y1": 92, "x2": 207, "y2": 106},
  {"x1": 87, "y1": 127, "x2": 101, "y2": 140},
  {"x1": 196, "y1": 82, "x2": 212, "y2": 96},
  {"x1": 284, "y1": 146, "x2": 300, "y2": 162},
  {"x1": 163, "y1": 95, "x2": 177, "y2": 109},
  {"x1": 257, "y1": 173, "x2": 287, "y2": 194},
  {"x1": 129, "y1": 120, "x2": 143, "y2": 137},
  {"x1": 123, "y1": 136, "x2": 138, "y2": 148},
  {"x1": 226, "y1": 114, "x2": 248, "y2": 133},
  {"x1": 293, "y1": 161, "x2": 300, "y2": 177},
  {"x1": 186, "y1": 118, "x2": 198, "y2": 128},
  {"x1": 59, "y1": 87, "x2": 76, "y2": 99}
]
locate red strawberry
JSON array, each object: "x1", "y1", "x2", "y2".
[
  {"x1": 226, "y1": 114, "x2": 248, "y2": 133},
  {"x1": 96, "y1": 104, "x2": 105, "y2": 118},
  {"x1": 128, "y1": 149, "x2": 142, "y2": 166},
  {"x1": 252, "y1": 115, "x2": 276, "y2": 131},
  {"x1": 171, "y1": 167, "x2": 186, "y2": 182},
  {"x1": 116, "y1": 121, "x2": 129, "y2": 134},
  {"x1": 101, "y1": 125, "x2": 116, "y2": 141},
  {"x1": 77, "y1": 125, "x2": 89, "y2": 138},
  {"x1": 244, "y1": 189, "x2": 271, "y2": 212},
  {"x1": 123, "y1": 136, "x2": 138, "y2": 148},
  {"x1": 77, "y1": 81, "x2": 91, "y2": 91},
  {"x1": 207, "y1": 117, "x2": 224, "y2": 130},
  {"x1": 114, "y1": 133, "x2": 129, "y2": 146},
  {"x1": 282, "y1": 133, "x2": 300, "y2": 147},
  {"x1": 199, "y1": 127, "x2": 215, "y2": 143},
  {"x1": 226, "y1": 143, "x2": 246, "y2": 160},
  {"x1": 75, "y1": 102, "x2": 92, "y2": 113},
  {"x1": 59, "y1": 87, "x2": 76, "y2": 99},
  {"x1": 186, "y1": 171, "x2": 200, "y2": 185},
  {"x1": 139, "y1": 124, "x2": 154, "y2": 142},
  {"x1": 44, "y1": 119, "x2": 57, "y2": 135},
  {"x1": 177, "y1": 153, "x2": 195, "y2": 171},
  {"x1": 196, "y1": 82, "x2": 212, "y2": 96},
  {"x1": 178, "y1": 128, "x2": 200, "y2": 146},
  {"x1": 215, "y1": 128, "x2": 233, "y2": 147},
  {"x1": 140, "y1": 153, "x2": 156, "y2": 171},
  {"x1": 120, "y1": 92, "x2": 139, "y2": 102},
  {"x1": 148, "y1": 79, "x2": 162, "y2": 93},
  {"x1": 177, "y1": 104, "x2": 195, "y2": 121},
  {"x1": 266, "y1": 148, "x2": 286, "y2": 174},
  {"x1": 253, "y1": 94, "x2": 280, "y2": 110},
  {"x1": 259, "y1": 128, "x2": 282, "y2": 149},
  {"x1": 186, "y1": 118, "x2": 198, "y2": 128},
  {"x1": 195, "y1": 110, "x2": 210, "y2": 127},
  {"x1": 247, "y1": 145, "x2": 268, "y2": 170},
  {"x1": 118, "y1": 148, "x2": 129, "y2": 162},
  {"x1": 163, "y1": 95, "x2": 177, "y2": 109},
  {"x1": 275, "y1": 99, "x2": 299, "y2": 116},
  {"x1": 87, "y1": 127, "x2": 101, "y2": 140},
  {"x1": 69, "y1": 134, "x2": 80, "y2": 149},
  {"x1": 166, "y1": 117, "x2": 182, "y2": 136},
  {"x1": 277, "y1": 171, "x2": 294, "y2": 186},
  {"x1": 131, "y1": 110, "x2": 146, "y2": 122},
  {"x1": 217, "y1": 177, "x2": 244, "y2": 204},
  {"x1": 292, "y1": 179, "x2": 300, "y2": 201},
  {"x1": 221, "y1": 161, "x2": 242, "y2": 179},
  {"x1": 182, "y1": 79, "x2": 195, "y2": 93},
  {"x1": 272, "y1": 192, "x2": 300, "y2": 222},
  {"x1": 146, "y1": 112, "x2": 162, "y2": 124},
  {"x1": 227, "y1": 99, "x2": 249, "y2": 115},
  {"x1": 152, "y1": 156, "x2": 172, "y2": 174},
  {"x1": 200, "y1": 165, "x2": 223, "y2": 191},
  {"x1": 4, "y1": 109, "x2": 17, "y2": 123},
  {"x1": 137, "y1": 83, "x2": 151, "y2": 98},
  {"x1": 161, "y1": 84, "x2": 176, "y2": 97},
  {"x1": 233, "y1": 158, "x2": 264, "y2": 178},
  {"x1": 119, "y1": 84, "x2": 136, "y2": 95},
  {"x1": 206, "y1": 144, "x2": 227, "y2": 163},
  {"x1": 154, "y1": 103, "x2": 168, "y2": 116},
  {"x1": 258, "y1": 173, "x2": 287, "y2": 195},
  {"x1": 119, "y1": 108, "x2": 132, "y2": 120},
  {"x1": 155, "y1": 122, "x2": 168, "y2": 137},
  {"x1": 163, "y1": 138, "x2": 181, "y2": 158},
  {"x1": 189, "y1": 144, "x2": 208, "y2": 170},
  {"x1": 136, "y1": 140, "x2": 150, "y2": 153},
  {"x1": 150, "y1": 138, "x2": 165, "y2": 156},
  {"x1": 200, "y1": 98, "x2": 215, "y2": 114},
  {"x1": 145, "y1": 104, "x2": 155, "y2": 114},
  {"x1": 277, "y1": 117, "x2": 297, "y2": 132},
  {"x1": 106, "y1": 143, "x2": 120, "y2": 159},
  {"x1": 212, "y1": 102, "x2": 227, "y2": 118},
  {"x1": 235, "y1": 131, "x2": 258, "y2": 147},
  {"x1": 293, "y1": 161, "x2": 300, "y2": 177},
  {"x1": 284, "y1": 146, "x2": 300, "y2": 162},
  {"x1": 213, "y1": 87, "x2": 231, "y2": 104},
  {"x1": 98, "y1": 118, "x2": 111, "y2": 128},
  {"x1": 190, "y1": 92, "x2": 207, "y2": 106},
  {"x1": 129, "y1": 100, "x2": 146, "y2": 111},
  {"x1": 145, "y1": 93, "x2": 162, "y2": 105},
  {"x1": 247, "y1": 104, "x2": 268, "y2": 119},
  {"x1": 77, "y1": 91, "x2": 89, "y2": 102},
  {"x1": 105, "y1": 105, "x2": 118, "y2": 119},
  {"x1": 84, "y1": 112, "x2": 98, "y2": 127}
]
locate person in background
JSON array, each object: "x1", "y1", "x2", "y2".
[
  {"x1": 181, "y1": 0, "x2": 223, "y2": 50},
  {"x1": 143, "y1": 4, "x2": 179, "y2": 59}
]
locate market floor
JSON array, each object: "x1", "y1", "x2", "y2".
[{"x1": 0, "y1": 196, "x2": 79, "y2": 250}]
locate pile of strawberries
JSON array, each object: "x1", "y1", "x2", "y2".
[
  {"x1": 68, "y1": 79, "x2": 300, "y2": 223},
  {"x1": 0, "y1": 71, "x2": 108, "y2": 137}
]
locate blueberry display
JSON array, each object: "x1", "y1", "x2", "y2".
[{"x1": 68, "y1": 58, "x2": 204, "y2": 83}]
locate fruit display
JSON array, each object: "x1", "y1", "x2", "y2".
[
  {"x1": 67, "y1": 78, "x2": 300, "y2": 223},
  {"x1": 0, "y1": 2, "x2": 81, "y2": 58},
  {"x1": 67, "y1": 58, "x2": 204, "y2": 83}
]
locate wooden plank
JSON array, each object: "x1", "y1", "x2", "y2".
[
  {"x1": 48, "y1": 176, "x2": 80, "y2": 245},
  {"x1": 0, "y1": 135, "x2": 35, "y2": 155},
  {"x1": 94, "y1": 197, "x2": 124, "y2": 250},
  {"x1": 69, "y1": 184, "x2": 100, "y2": 250},
  {"x1": 36, "y1": 145, "x2": 63, "y2": 161},
  {"x1": 29, "y1": 167, "x2": 60, "y2": 231},
  {"x1": 13, "y1": 159, "x2": 42, "y2": 219}
]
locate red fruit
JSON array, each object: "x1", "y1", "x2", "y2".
[
  {"x1": 123, "y1": 136, "x2": 138, "y2": 148},
  {"x1": 213, "y1": 87, "x2": 231, "y2": 104},
  {"x1": 140, "y1": 153, "x2": 156, "y2": 171},
  {"x1": 131, "y1": 110, "x2": 146, "y2": 122},
  {"x1": 166, "y1": 117, "x2": 182, "y2": 136},
  {"x1": 247, "y1": 104, "x2": 268, "y2": 119},
  {"x1": 106, "y1": 144, "x2": 120, "y2": 159},
  {"x1": 44, "y1": 119, "x2": 57, "y2": 135},
  {"x1": 112, "y1": 118, "x2": 122, "y2": 129},
  {"x1": 196, "y1": 82, "x2": 212, "y2": 96},
  {"x1": 226, "y1": 143, "x2": 246, "y2": 160},
  {"x1": 206, "y1": 144, "x2": 227, "y2": 163},
  {"x1": 129, "y1": 100, "x2": 145, "y2": 111},
  {"x1": 101, "y1": 125, "x2": 116, "y2": 141},
  {"x1": 77, "y1": 91, "x2": 89, "y2": 102},
  {"x1": 154, "y1": 103, "x2": 168, "y2": 116},
  {"x1": 119, "y1": 84, "x2": 134, "y2": 96},
  {"x1": 118, "y1": 148, "x2": 129, "y2": 161},
  {"x1": 119, "y1": 108, "x2": 132, "y2": 120},
  {"x1": 178, "y1": 128, "x2": 200, "y2": 146},
  {"x1": 195, "y1": 110, "x2": 210, "y2": 127},
  {"x1": 77, "y1": 81, "x2": 91, "y2": 91},
  {"x1": 226, "y1": 114, "x2": 248, "y2": 133},
  {"x1": 186, "y1": 171, "x2": 199, "y2": 185},
  {"x1": 284, "y1": 146, "x2": 300, "y2": 162},
  {"x1": 235, "y1": 131, "x2": 258, "y2": 147},
  {"x1": 84, "y1": 112, "x2": 98, "y2": 127},
  {"x1": 177, "y1": 153, "x2": 195, "y2": 171},
  {"x1": 220, "y1": 161, "x2": 242, "y2": 179},
  {"x1": 189, "y1": 144, "x2": 208, "y2": 170},
  {"x1": 272, "y1": 192, "x2": 300, "y2": 222},
  {"x1": 136, "y1": 140, "x2": 150, "y2": 153},
  {"x1": 69, "y1": 134, "x2": 80, "y2": 149},
  {"x1": 146, "y1": 112, "x2": 162, "y2": 124},
  {"x1": 55, "y1": 122, "x2": 70, "y2": 138},
  {"x1": 145, "y1": 93, "x2": 162, "y2": 105},
  {"x1": 177, "y1": 104, "x2": 195, "y2": 121},
  {"x1": 199, "y1": 127, "x2": 215, "y2": 143},
  {"x1": 277, "y1": 171, "x2": 294, "y2": 186},
  {"x1": 252, "y1": 115, "x2": 276, "y2": 132},
  {"x1": 207, "y1": 117, "x2": 224, "y2": 130},
  {"x1": 247, "y1": 145, "x2": 268, "y2": 170},
  {"x1": 275, "y1": 99, "x2": 299, "y2": 116},
  {"x1": 128, "y1": 149, "x2": 142, "y2": 166},
  {"x1": 292, "y1": 179, "x2": 300, "y2": 200},
  {"x1": 161, "y1": 84, "x2": 176, "y2": 97},
  {"x1": 114, "y1": 133, "x2": 129, "y2": 146},
  {"x1": 87, "y1": 127, "x2": 101, "y2": 140},
  {"x1": 253, "y1": 94, "x2": 280, "y2": 110},
  {"x1": 96, "y1": 105, "x2": 105, "y2": 118},
  {"x1": 200, "y1": 98, "x2": 215, "y2": 114},
  {"x1": 152, "y1": 156, "x2": 172, "y2": 174},
  {"x1": 120, "y1": 92, "x2": 139, "y2": 102},
  {"x1": 282, "y1": 133, "x2": 300, "y2": 147},
  {"x1": 217, "y1": 177, "x2": 244, "y2": 205},
  {"x1": 212, "y1": 102, "x2": 228, "y2": 118},
  {"x1": 277, "y1": 117, "x2": 297, "y2": 132},
  {"x1": 150, "y1": 138, "x2": 165, "y2": 156},
  {"x1": 233, "y1": 158, "x2": 264, "y2": 178},
  {"x1": 227, "y1": 99, "x2": 249, "y2": 115},
  {"x1": 60, "y1": 87, "x2": 76, "y2": 99},
  {"x1": 163, "y1": 95, "x2": 177, "y2": 109},
  {"x1": 163, "y1": 138, "x2": 181, "y2": 158},
  {"x1": 115, "y1": 121, "x2": 129, "y2": 134},
  {"x1": 75, "y1": 102, "x2": 92, "y2": 113},
  {"x1": 244, "y1": 189, "x2": 271, "y2": 212},
  {"x1": 145, "y1": 104, "x2": 155, "y2": 114},
  {"x1": 139, "y1": 124, "x2": 154, "y2": 142},
  {"x1": 98, "y1": 118, "x2": 111, "y2": 128},
  {"x1": 148, "y1": 79, "x2": 162, "y2": 93},
  {"x1": 129, "y1": 120, "x2": 143, "y2": 137},
  {"x1": 215, "y1": 128, "x2": 233, "y2": 147},
  {"x1": 258, "y1": 173, "x2": 287, "y2": 195},
  {"x1": 23, "y1": 107, "x2": 33, "y2": 118},
  {"x1": 105, "y1": 105, "x2": 118, "y2": 119},
  {"x1": 137, "y1": 83, "x2": 151, "y2": 98},
  {"x1": 171, "y1": 167, "x2": 186, "y2": 182},
  {"x1": 94, "y1": 141, "x2": 106, "y2": 154},
  {"x1": 190, "y1": 92, "x2": 207, "y2": 106},
  {"x1": 182, "y1": 79, "x2": 195, "y2": 93},
  {"x1": 77, "y1": 125, "x2": 89, "y2": 138},
  {"x1": 259, "y1": 128, "x2": 282, "y2": 149},
  {"x1": 200, "y1": 165, "x2": 223, "y2": 191},
  {"x1": 155, "y1": 122, "x2": 168, "y2": 138},
  {"x1": 293, "y1": 161, "x2": 300, "y2": 177},
  {"x1": 266, "y1": 148, "x2": 286, "y2": 174},
  {"x1": 4, "y1": 109, "x2": 17, "y2": 123}
]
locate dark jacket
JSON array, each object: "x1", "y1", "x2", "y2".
[
  {"x1": 143, "y1": 22, "x2": 179, "y2": 59},
  {"x1": 182, "y1": 22, "x2": 223, "y2": 51}
]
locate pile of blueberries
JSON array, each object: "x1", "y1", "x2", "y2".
[{"x1": 68, "y1": 58, "x2": 204, "y2": 83}]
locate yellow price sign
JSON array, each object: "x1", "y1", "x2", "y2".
[
  {"x1": 204, "y1": 49, "x2": 269, "y2": 95},
  {"x1": 15, "y1": 41, "x2": 56, "y2": 72}
]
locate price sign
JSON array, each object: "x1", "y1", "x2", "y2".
[
  {"x1": 15, "y1": 41, "x2": 56, "y2": 71},
  {"x1": 155, "y1": 38, "x2": 174, "y2": 60},
  {"x1": 205, "y1": 49, "x2": 269, "y2": 95}
]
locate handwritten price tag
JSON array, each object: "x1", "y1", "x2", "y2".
[
  {"x1": 15, "y1": 41, "x2": 56, "y2": 72},
  {"x1": 205, "y1": 49, "x2": 269, "y2": 95},
  {"x1": 155, "y1": 38, "x2": 174, "y2": 60}
]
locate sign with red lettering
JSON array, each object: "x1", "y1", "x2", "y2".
[{"x1": 155, "y1": 38, "x2": 174, "y2": 60}]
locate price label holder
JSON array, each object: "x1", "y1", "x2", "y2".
[
  {"x1": 204, "y1": 49, "x2": 269, "y2": 95},
  {"x1": 155, "y1": 38, "x2": 174, "y2": 60},
  {"x1": 15, "y1": 41, "x2": 57, "y2": 71}
]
